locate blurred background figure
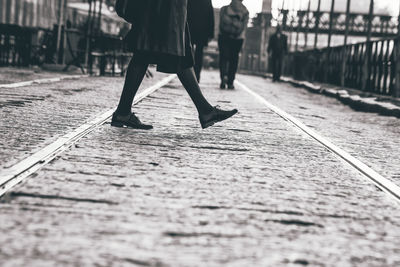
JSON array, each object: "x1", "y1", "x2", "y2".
[
  {"x1": 267, "y1": 26, "x2": 287, "y2": 82},
  {"x1": 218, "y1": 0, "x2": 249, "y2": 89},
  {"x1": 187, "y1": 0, "x2": 215, "y2": 83}
]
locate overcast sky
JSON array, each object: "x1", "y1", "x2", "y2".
[{"x1": 212, "y1": 0, "x2": 400, "y2": 17}]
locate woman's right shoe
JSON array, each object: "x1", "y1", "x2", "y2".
[
  {"x1": 199, "y1": 106, "x2": 238, "y2": 129},
  {"x1": 111, "y1": 112, "x2": 153, "y2": 130}
]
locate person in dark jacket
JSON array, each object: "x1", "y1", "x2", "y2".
[
  {"x1": 218, "y1": 0, "x2": 249, "y2": 89},
  {"x1": 113, "y1": 0, "x2": 237, "y2": 129},
  {"x1": 187, "y1": 0, "x2": 214, "y2": 82},
  {"x1": 267, "y1": 26, "x2": 288, "y2": 82}
]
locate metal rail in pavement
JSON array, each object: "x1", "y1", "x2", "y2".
[
  {"x1": 1, "y1": 76, "x2": 399, "y2": 205},
  {"x1": 236, "y1": 80, "x2": 400, "y2": 204},
  {"x1": 0, "y1": 74, "x2": 177, "y2": 197}
]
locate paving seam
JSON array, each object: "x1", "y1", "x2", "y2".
[
  {"x1": 236, "y1": 80, "x2": 400, "y2": 204},
  {"x1": 0, "y1": 74, "x2": 89, "y2": 89},
  {"x1": 0, "y1": 74, "x2": 177, "y2": 197}
]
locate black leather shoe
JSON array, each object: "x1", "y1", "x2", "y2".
[
  {"x1": 227, "y1": 84, "x2": 235, "y2": 89},
  {"x1": 220, "y1": 82, "x2": 226, "y2": 89},
  {"x1": 199, "y1": 106, "x2": 238, "y2": 129},
  {"x1": 111, "y1": 112, "x2": 153, "y2": 130}
]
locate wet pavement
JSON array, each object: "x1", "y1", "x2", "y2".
[{"x1": 0, "y1": 70, "x2": 400, "y2": 266}]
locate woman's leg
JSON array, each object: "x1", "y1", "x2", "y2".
[
  {"x1": 177, "y1": 67, "x2": 214, "y2": 115},
  {"x1": 112, "y1": 56, "x2": 152, "y2": 129},
  {"x1": 177, "y1": 67, "x2": 238, "y2": 129},
  {"x1": 194, "y1": 44, "x2": 205, "y2": 82},
  {"x1": 116, "y1": 57, "x2": 149, "y2": 116}
]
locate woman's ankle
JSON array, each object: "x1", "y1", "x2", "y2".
[
  {"x1": 198, "y1": 105, "x2": 214, "y2": 116},
  {"x1": 115, "y1": 108, "x2": 131, "y2": 117}
]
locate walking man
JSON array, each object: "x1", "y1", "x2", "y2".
[
  {"x1": 218, "y1": 0, "x2": 249, "y2": 89},
  {"x1": 267, "y1": 26, "x2": 288, "y2": 82},
  {"x1": 187, "y1": 0, "x2": 215, "y2": 82}
]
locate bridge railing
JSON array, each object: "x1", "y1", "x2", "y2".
[{"x1": 282, "y1": 37, "x2": 400, "y2": 97}]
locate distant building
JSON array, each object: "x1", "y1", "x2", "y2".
[
  {"x1": 0, "y1": 0, "x2": 127, "y2": 66},
  {"x1": 240, "y1": 0, "x2": 273, "y2": 72},
  {"x1": 0, "y1": 0, "x2": 125, "y2": 35},
  {"x1": 0, "y1": 0, "x2": 60, "y2": 29}
]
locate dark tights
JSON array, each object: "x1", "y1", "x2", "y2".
[
  {"x1": 116, "y1": 59, "x2": 149, "y2": 115},
  {"x1": 116, "y1": 57, "x2": 213, "y2": 116},
  {"x1": 177, "y1": 68, "x2": 213, "y2": 114},
  {"x1": 193, "y1": 44, "x2": 205, "y2": 82}
]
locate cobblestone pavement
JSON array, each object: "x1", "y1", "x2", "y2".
[
  {"x1": 0, "y1": 67, "x2": 82, "y2": 85},
  {"x1": 0, "y1": 67, "x2": 168, "y2": 168},
  {"x1": 1, "y1": 70, "x2": 400, "y2": 266},
  {"x1": 237, "y1": 74, "x2": 400, "y2": 186}
]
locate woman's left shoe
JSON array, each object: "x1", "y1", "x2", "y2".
[
  {"x1": 111, "y1": 112, "x2": 153, "y2": 130},
  {"x1": 199, "y1": 106, "x2": 238, "y2": 129}
]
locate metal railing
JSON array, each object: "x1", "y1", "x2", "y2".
[
  {"x1": 283, "y1": 37, "x2": 399, "y2": 96},
  {"x1": 0, "y1": 25, "x2": 35, "y2": 66}
]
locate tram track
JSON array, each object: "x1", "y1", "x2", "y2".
[
  {"x1": 1, "y1": 75, "x2": 399, "y2": 205},
  {"x1": 0, "y1": 74, "x2": 176, "y2": 198},
  {"x1": 236, "y1": 80, "x2": 400, "y2": 204}
]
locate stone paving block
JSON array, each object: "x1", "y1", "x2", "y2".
[
  {"x1": 0, "y1": 71, "x2": 399, "y2": 266},
  {"x1": 0, "y1": 68, "x2": 168, "y2": 168},
  {"x1": 238, "y1": 73, "x2": 400, "y2": 187},
  {"x1": 0, "y1": 67, "x2": 80, "y2": 85}
]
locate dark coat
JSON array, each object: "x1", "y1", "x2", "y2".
[
  {"x1": 268, "y1": 33, "x2": 288, "y2": 58},
  {"x1": 219, "y1": 0, "x2": 249, "y2": 39},
  {"x1": 126, "y1": 0, "x2": 188, "y2": 57},
  {"x1": 187, "y1": 0, "x2": 214, "y2": 46}
]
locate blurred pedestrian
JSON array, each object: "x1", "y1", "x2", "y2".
[
  {"x1": 267, "y1": 26, "x2": 288, "y2": 82},
  {"x1": 218, "y1": 0, "x2": 249, "y2": 89},
  {"x1": 187, "y1": 0, "x2": 215, "y2": 82},
  {"x1": 113, "y1": 0, "x2": 237, "y2": 130}
]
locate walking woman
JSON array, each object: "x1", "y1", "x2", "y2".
[{"x1": 112, "y1": 0, "x2": 237, "y2": 130}]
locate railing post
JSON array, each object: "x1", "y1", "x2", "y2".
[
  {"x1": 56, "y1": 0, "x2": 66, "y2": 64},
  {"x1": 303, "y1": 0, "x2": 311, "y2": 50},
  {"x1": 85, "y1": 0, "x2": 93, "y2": 71},
  {"x1": 340, "y1": 0, "x2": 351, "y2": 87},
  {"x1": 395, "y1": 38, "x2": 400, "y2": 97},
  {"x1": 361, "y1": 0, "x2": 374, "y2": 91},
  {"x1": 395, "y1": 2, "x2": 400, "y2": 97},
  {"x1": 314, "y1": 0, "x2": 321, "y2": 49},
  {"x1": 327, "y1": 0, "x2": 335, "y2": 48}
]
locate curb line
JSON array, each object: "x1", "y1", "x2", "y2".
[
  {"x1": 258, "y1": 73, "x2": 400, "y2": 119},
  {"x1": 0, "y1": 74, "x2": 90, "y2": 89}
]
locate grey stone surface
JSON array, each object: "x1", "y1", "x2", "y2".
[
  {"x1": 286, "y1": 77, "x2": 400, "y2": 118},
  {"x1": 0, "y1": 68, "x2": 168, "y2": 168},
  {"x1": 238, "y1": 73, "x2": 400, "y2": 187},
  {"x1": 0, "y1": 67, "x2": 81, "y2": 85},
  {"x1": 258, "y1": 73, "x2": 400, "y2": 118},
  {"x1": 1, "y1": 71, "x2": 400, "y2": 266}
]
